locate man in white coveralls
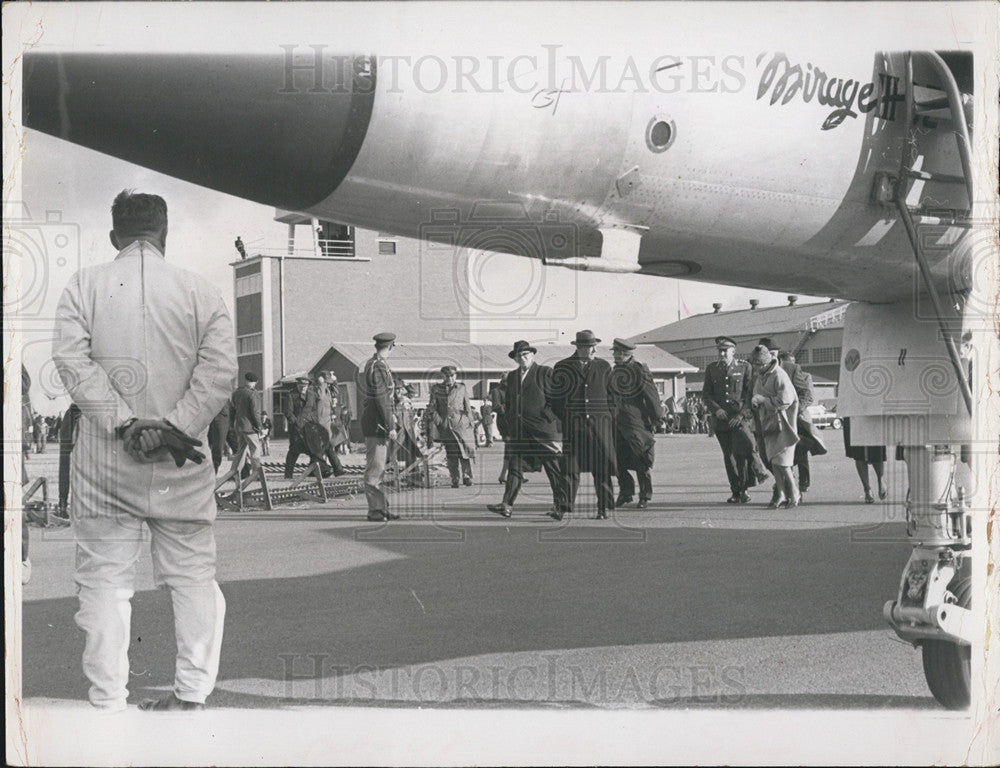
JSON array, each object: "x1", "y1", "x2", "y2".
[{"x1": 52, "y1": 190, "x2": 237, "y2": 712}]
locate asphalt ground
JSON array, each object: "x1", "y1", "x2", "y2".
[{"x1": 12, "y1": 433, "x2": 983, "y2": 764}]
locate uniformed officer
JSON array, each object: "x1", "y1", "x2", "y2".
[
  {"x1": 359, "y1": 332, "x2": 400, "y2": 521},
  {"x1": 610, "y1": 338, "x2": 665, "y2": 509},
  {"x1": 702, "y1": 336, "x2": 766, "y2": 503}
]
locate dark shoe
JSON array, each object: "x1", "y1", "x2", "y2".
[
  {"x1": 864, "y1": 490, "x2": 875, "y2": 504},
  {"x1": 636, "y1": 499, "x2": 649, "y2": 509},
  {"x1": 488, "y1": 503, "x2": 513, "y2": 518},
  {"x1": 463, "y1": 477, "x2": 473, "y2": 486},
  {"x1": 799, "y1": 481, "x2": 810, "y2": 493},
  {"x1": 726, "y1": 494, "x2": 740, "y2": 504},
  {"x1": 615, "y1": 494, "x2": 633, "y2": 507},
  {"x1": 547, "y1": 509, "x2": 565, "y2": 521},
  {"x1": 596, "y1": 510, "x2": 608, "y2": 520},
  {"x1": 878, "y1": 484, "x2": 888, "y2": 500},
  {"x1": 367, "y1": 510, "x2": 388, "y2": 522},
  {"x1": 139, "y1": 693, "x2": 204, "y2": 712},
  {"x1": 451, "y1": 481, "x2": 460, "y2": 489},
  {"x1": 333, "y1": 466, "x2": 347, "y2": 477},
  {"x1": 738, "y1": 492, "x2": 751, "y2": 504},
  {"x1": 384, "y1": 510, "x2": 400, "y2": 520}
]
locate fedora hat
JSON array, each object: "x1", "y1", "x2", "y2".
[
  {"x1": 572, "y1": 329, "x2": 601, "y2": 346},
  {"x1": 508, "y1": 340, "x2": 538, "y2": 359}
]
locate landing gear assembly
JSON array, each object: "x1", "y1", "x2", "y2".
[{"x1": 883, "y1": 446, "x2": 973, "y2": 709}]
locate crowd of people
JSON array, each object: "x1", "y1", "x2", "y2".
[{"x1": 30, "y1": 188, "x2": 900, "y2": 716}]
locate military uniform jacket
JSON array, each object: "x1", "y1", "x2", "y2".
[
  {"x1": 551, "y1": 355, "x2": 617, "y2": 474},
  {"x1": 52, "y1": 240, "x2": 237, "y2": 522},
  {"x1": 231, "y1": 384, "x2": 261, "y2": 433},
  {"x1": 702, "y1": 358, "x2": 753, "y2": 431},
  {"x1": 611, "y1": 358, "x2": 665, "y2": 471},
  {"x1": 359, "y1": 355, "x2": 395, "y2": 438}
]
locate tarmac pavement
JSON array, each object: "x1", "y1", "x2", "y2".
[{"x1": 14, "y1": 432, "x2": 981, "y2": 764}]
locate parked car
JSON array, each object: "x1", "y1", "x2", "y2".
[{"x1": 805, "y1": 403, "x2": 842, "y2": 429}]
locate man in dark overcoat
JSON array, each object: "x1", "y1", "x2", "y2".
[
  {"x1": 610, "y1": 338, "x2": 665, "y2": 509},
  {"x1": 282, "y1": 377, "x2": 311, "y2": 479},
  {"x1": 487, "y1": 340, "x2": 567, "y2": 518},
  {"x1": 550, "y1": 330, "x2": 617, "y2": 519}
]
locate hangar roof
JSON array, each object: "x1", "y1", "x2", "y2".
[
  {"x1": 629, "y1": 300, "x2": 850, "y2": 344},
  {"x1": 314, "y1": 342, "x2": 696, "y2": 376}
]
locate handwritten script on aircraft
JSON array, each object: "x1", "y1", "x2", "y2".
[{"x1": 756, "y1": 53, "x2": 903, "y2": 131}]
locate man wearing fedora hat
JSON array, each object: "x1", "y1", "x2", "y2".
[
  {"x1": 610, "y1": 338, "x2": 665, "y2": 509},
  {"x1": 359, "y1": 332, "x2": 400, "y2": 521},
  {"x1": 703, "y1": 336, "x2": 766, "y2": 503},
  {"x1": 550, "y1": 330, "x2": 617, "y2": 519},
  {"x1": 487, "y1": 340, "x2": 567, "y2": 518}
]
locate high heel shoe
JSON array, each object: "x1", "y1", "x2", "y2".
[{"x1": 767, "y1": 496, "x2": 786, "y2": 509}]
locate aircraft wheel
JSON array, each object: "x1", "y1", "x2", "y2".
[
  {"x1": 921, "y1": 576, "x2": 972, "y2": 710},
  {"x1": 831, "y1": 417, "x2": 843, "y2": 429}
]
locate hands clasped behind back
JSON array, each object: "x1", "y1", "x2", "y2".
[{"x1": 122, "y1": 419, "x2": 205, "y2": 467}]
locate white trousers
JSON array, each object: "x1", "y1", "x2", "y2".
[{"x1": 73, "y1": 512, "x2": 225, "y2": 710}]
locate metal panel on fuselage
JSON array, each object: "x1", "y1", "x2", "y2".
[{"x1": 308, "y1": 47, "x2": 966, "y2": 303}]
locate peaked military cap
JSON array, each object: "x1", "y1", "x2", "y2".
[
  {"x1": 714, "y1": 335, "x2": 737, "y2": 349},
  {"x1": 373, "y1": 332, "x2": 396, "y2": 344},
  {"x1": 612, "y1": 338, "x2": 636, "y2": 351},
  {"x1": 440, "y1": 365, "x2": 457, "y2": 375}
]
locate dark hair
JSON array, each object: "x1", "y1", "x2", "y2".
[
  {"x1": 777, "y1": 351, "x2": 793, "y2": 362},
  {"x1": 111, "y1": 190, "x2": 167, "y2": 237}
]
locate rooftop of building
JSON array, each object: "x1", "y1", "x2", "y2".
[
  {"x1": 311, "y1": 341, "x2": 697, "y2": 377},
  {"x1": 628, "y1": 299, "x2": 850, "y2": 344}
]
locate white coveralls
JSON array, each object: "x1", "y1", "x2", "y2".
[{"x1": 52, "y1": 240, "x2": 237, "y2": 710}]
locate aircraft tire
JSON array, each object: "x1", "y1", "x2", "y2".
[{"x1": 920, "y1": 576, "x2": 972, "y2": 710}]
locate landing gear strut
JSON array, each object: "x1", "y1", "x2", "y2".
[{"x1": 883, "y1": 445, "x2": 973, "y2": 710}]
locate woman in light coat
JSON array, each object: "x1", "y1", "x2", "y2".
[{"x1": 750, "y1": 344, "x2": 800, "y2": 508}]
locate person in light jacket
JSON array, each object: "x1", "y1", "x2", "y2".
[
  {"x1": 425, "y1": 366, "x2": 477, "y2": 487},
  {"x1": 749, "y1": 344, "x2": 800, "y2": 509},
  {"x1": 52, "y1": 190, "x2": 237, "y2": 712}
]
